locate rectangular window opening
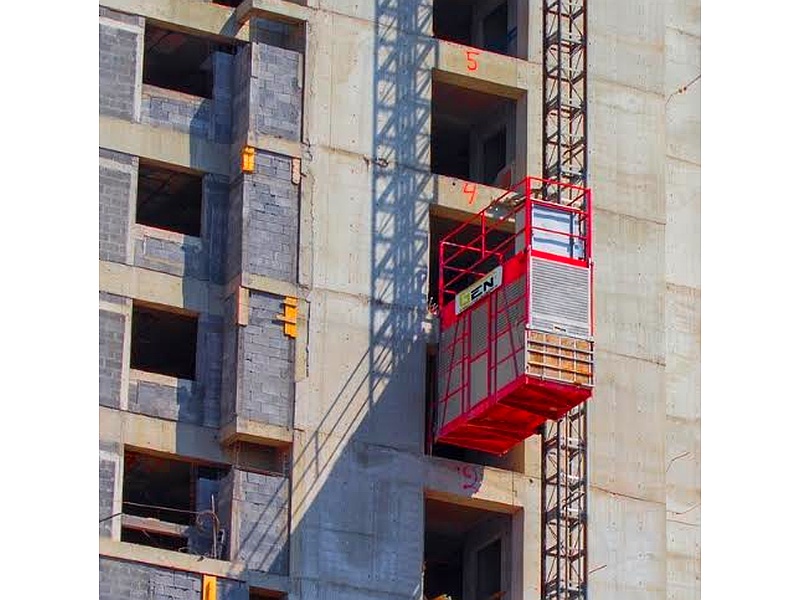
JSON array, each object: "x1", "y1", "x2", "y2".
[
  {"x1": 143, "y1": 24, "x2": 238, "y2": 98},
  {"x1": 136, "y1": 161, "x2": 203, "y2": 237},
  {"x1": 427, "y1": 212, "x2": 526, "y2": 473},
  {"x1": 433, "y1": 0, "x2": 520, "y2": 59},
  {"x1": 130, "y1": 302, "x2": 198, "y2": 381},
  {"x1": 122, "y1": 450, "x2": 230, "y2": 558},
  {"x1": 424, "y1": 498, "x2": 510, "y2": 600},
  {"x1": 431, "y1": 78, "x2": 519, "y2": 187}
]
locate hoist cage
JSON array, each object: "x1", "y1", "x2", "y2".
[{"x1": 434, "y1": 176, "x2": 594, "y2": 455}]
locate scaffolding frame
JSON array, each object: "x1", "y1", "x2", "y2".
[{"x1": 541, "y1": 0, "x2": 589, "y2": 599}]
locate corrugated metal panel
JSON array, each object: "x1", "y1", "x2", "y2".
[{"x1": 530, "y1": 257, "x2": 591, "y2": 338}]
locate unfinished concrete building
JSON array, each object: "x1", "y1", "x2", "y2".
[{"x1": 99, "y1": 1, "x2": 700, "y2": 599}]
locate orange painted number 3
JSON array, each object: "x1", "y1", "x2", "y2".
[{"x1": 466, "y1": 50, "x2": 480, "y2": 72}]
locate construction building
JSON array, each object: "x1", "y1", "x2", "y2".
[{"x1": 99, "y1": 1, "x2": 700, "y2": 599}]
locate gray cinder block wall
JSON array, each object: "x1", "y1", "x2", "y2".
[
  {"x1": 99, "y1": 8, "x2": 142, "y2": 121},
  {"x1": 229, "y1": 470, "x2": 290, "y2": 575},
  {"x1": 99, "y1": 149, "x2": 136, "y2": 264},
  {"x1": 99, "y1": 558, "x2": 249, "y2": 600},
  {"x1": 140, "y1": 51, "x2": 233, "y2": 143},
  {"x1": 221, "y1": 43, "x2": 302, "y2": 431},
  {"x1": 99, "y1": 306, "x2": 125, "y2": 409},
  {"x1": 100, "y1": 3, "x2": 302, "y2": 594}
]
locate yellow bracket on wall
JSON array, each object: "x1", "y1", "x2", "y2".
[
  {"x1": 275, "y1": 296, "x2": 298, "y2": 338},
  {"x1": 202, "y1": 575, "x2": 217, "y2": 600},
  {"x1": 241, "y1": 146, "x2": 256, "y2": 173}
]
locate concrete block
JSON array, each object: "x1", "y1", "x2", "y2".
[
  {"x1": 197, "y1": 313, "x2": 224, "y2": 428},
  {"x1": 203, "y1": 174, "x2": 229, "y2": 285},
  {"x1": 233, "y1": 290, "x2": 295, "y2": 427},
  {"x1": 99, "y1": 557, "x2": 203, "y2": 600},
  {"x1": 251, "y1": 43, "x2": 302, "y2": 141},
  {"x1": 233, "y1": 470, "x2": 290, "y2": 575},
  {"x1": 241, "y1": 150, "x2": 300, "y2": 283},
  {"x1": 99, "y1": 155, "x2": 135, "y2": 264},
  {"x1": 589, "y1": 350, "x2": 665, "y2": 504},
  {"x1": 141, "y1": 87, "x2": 212, "y2": 138},
  {"x1": 99, "y1": 21, "x2": 140, "y2": 121},
  {"x1": 128, "y1": 377, "x2": 203, "y2": 425},
  {"x1": 99, "y1": 309, "x2": 125, "y2": 408},
  {"x1": 133, "y1": 230, "x2": 208, "y2": 281},
  {"x1": 99, "y1": 456, "x2": 116, "y2": 537}
]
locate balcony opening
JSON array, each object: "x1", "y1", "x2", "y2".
[
  {"x1": 136, "y1": 161, "x2": 203, "y2": 237},
  {"x1": 121, "y1": 450, "x2": 230, "y2": 558},
  {"x1": 131, "y1": 302, "x2": 198, "y2": 381},
  {"x1": 143, "y1": 25, "x2": 238, "y2": 98},
  {"x1": 433, "y1": 0, "x2": 522, "y2": 59},
  {"x1": 424, "y1": 497, "x2": 511, "y2": 600},
  {"x1": 427, "y1": 212, "x2": 526, "y2": 472},
  {"x1": 431, "y1": 79, "x2": 519, "y2": 187}
]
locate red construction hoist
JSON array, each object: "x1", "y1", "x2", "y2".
[{"x1": 434, "y1": 176, "x2": 593, "y2": 456}]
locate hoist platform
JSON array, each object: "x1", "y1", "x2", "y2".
[{"x1": 434, "y1": 176, "x2": 594, "y2": 455}]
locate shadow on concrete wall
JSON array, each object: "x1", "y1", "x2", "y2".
[{"x1": 175, "y1": 5, "x2": 487, "y2": 592}]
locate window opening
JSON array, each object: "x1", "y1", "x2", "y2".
[
  {"x1": 136, "y1": 161, "x2": 203, "y2": 237},
  {"x1": 431, "y1": 79, "x2": 518, "y2": 186},
  {"x1": 143, "y1": 25, "x2": 238, "y2": 98},
  {"x1": 130, "y1": 302, "x2": 198, "y2": 380},
  {"x1": 122, "y1": 450, "x2": 230, "y2": 558}
]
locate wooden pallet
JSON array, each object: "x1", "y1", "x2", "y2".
[{"x1": 526, "y1": 330, "x2": 593, "y2": 387}]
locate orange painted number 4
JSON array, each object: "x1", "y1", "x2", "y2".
[
  {"x1": 463, "y1": 182, "x2": 477, "y2": 205},
  {"x1": 466, "y1": 50, "x2": 480, "y2": 72}
]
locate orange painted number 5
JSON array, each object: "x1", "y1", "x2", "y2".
[{"x1": 466, "y1": 50, "x2": 480, "y2": 72}]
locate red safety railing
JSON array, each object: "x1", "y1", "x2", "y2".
[{"x1": 438, "y1": 176, "x2": 592, "y2": 314}]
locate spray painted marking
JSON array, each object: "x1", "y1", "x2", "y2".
[
  {"x1": 456, "y1": 266, "x2": 503, "y2": 315},
  {"x1": 459, "y1": 465, "x2": 481, "y2": 492},
  {"x1": 463, "y1": 182, "x2": 477, "y2": 205},
  {"x1": 466, "y1": 50, "x2": 481, "y2": 71}
]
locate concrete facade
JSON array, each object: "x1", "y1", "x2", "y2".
[{"x1": 99, "y1": 1, "x2": 700, "y2": 599}]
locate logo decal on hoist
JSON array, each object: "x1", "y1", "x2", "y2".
[{"x1": 455, "y1": 266, "x2": 503, "y2": 315}]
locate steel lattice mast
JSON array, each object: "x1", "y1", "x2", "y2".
[{"x1": 540, "y1": 0, "x2": 589, "y2": 599}]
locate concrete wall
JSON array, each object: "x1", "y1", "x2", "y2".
[
  {"x1": 664, "y1": 0, "x2": 701, "y2": 598},
  {"x1": 98, "y1": 1, "x2": 699, "y2": 599}
]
